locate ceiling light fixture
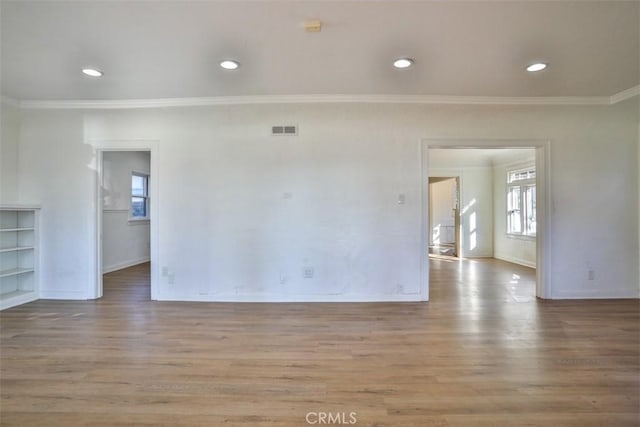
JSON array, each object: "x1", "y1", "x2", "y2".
[
  {"x1": 82, "y1": 68, "x2": 103, "y2": 77},
  {"x1": 393, "y1": 58, "x2": 414, "y2": 69},
  {"x1": 220, "y1": 60, "x2": 240, "y2": 70},
  {"x1": 526, "y1": 62, "x2": 548, "y2": 72}
]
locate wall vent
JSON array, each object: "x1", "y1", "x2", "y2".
[{"x1": 272, "y1": 125, "x2": 298, "y2": 136}]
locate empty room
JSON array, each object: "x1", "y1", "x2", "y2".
[{"x1": 0, "y1": 1, "x2": 638, "y2": 426}]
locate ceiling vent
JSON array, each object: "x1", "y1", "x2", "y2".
[{"x1": 272, "y1": 125, "x2": 298, "y2": 136}]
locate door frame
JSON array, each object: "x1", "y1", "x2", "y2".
[
  {"x1": 421, "y1": 139, "x2": 552, "y2": 300},
  {"x1": 93, "y1": 141, "x2": 159, "y2": 300}
]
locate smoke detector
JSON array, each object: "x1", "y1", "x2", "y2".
[{"x1": 304, "y1": 20, "x2": 322, "y2": 32}]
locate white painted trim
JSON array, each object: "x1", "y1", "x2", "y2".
[
  {"x1": 0, "y1": 203, "x2": 41, "y2": 210},
  {"x1": 9, "y1": 84, "x2": 638, "y2": 109},
  {"x1": 0, "y1": 292, "x2": 39, "y2": 310},
  {"x1": 422, "y1": 139, "x2": 551, "y2": 300},
  {"x1": 103, "y1": 257, "x2": 150, "y2": 274},
  {"x1": 158, "y1": 293, "x2": 422, "y2": 303},
  {"x1": 420, "y1": 141, "x2": 429, "y2": 301},
  {"x1": 533, "y1": 143, "x2": 552, "y2": 299},
  {"x1": 494, "y1": 253, "x2": 536, "y2": 269},
  {"x1": 552, "y1": 289, "x2": 640, "y2": 300},
  {"x1": 39, "y1": 290, "x2": 87, "y2": 300},
  {"x1": 17, "y1": 94, "x2": 615, "y2": 110},
  {"x1": 610, "y1": 85, "x2": 640, "y2": 104}
]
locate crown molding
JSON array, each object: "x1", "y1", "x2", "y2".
[
  {"x1": 610, "y1": 85, "x2": 640, "y2": 105},
  {"x1": 11, "y1": 86, "x2": 639, "y2": 110},
  {"x1": 17, "y1": 93, "x2": 619, "y2": 109}
]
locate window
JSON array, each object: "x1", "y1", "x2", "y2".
[
  {"x1": 507, "y1": 166, "x2": 535, "y2": 236},
  {"x1": 131, "y1": 172, "x2": 149, "y2": 219}
]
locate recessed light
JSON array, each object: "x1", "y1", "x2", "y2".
[
  {"x1": 220, "y1": 60, "x2": 240, "y2": 70},
  {"x1": 526, "y1": 62, "x2": 548, "y2": 72},
  {"x1": 82, "y1": 68, "x2": 103, "y2": 77},
  {"x1": 393, "y1": 58, "x2": 414, "y2": 69}
]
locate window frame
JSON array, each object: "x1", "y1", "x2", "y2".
[
  {"x1": 130, "y1": 171, "x2": 150, "y2": 222},
  {"x1": 506, "y1": 165, "x2": 536, "y2": 239}
]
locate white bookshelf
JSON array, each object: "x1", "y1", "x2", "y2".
[{"x1": 0, "y1": 205, "x2": 40, "y2": 310}]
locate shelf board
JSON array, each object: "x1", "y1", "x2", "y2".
[
  {"x1": 0, "y1": 289, "x2": 34, "y2": 299},
  {"x1": 0, "y1": 204, "x2": 41, "y2": 210},
  {"x1": 0, "y1": 247, "x2": 35, "y2": 253},
  {"x1": 0, "y1": 228, "x2": 35, "y2": 232},
  {"x1": 0, "y1": 290, "x2": 38, "y2": 310},
  {"x1": 0, "y1": 268, "x2": 34, "y2": 278}
]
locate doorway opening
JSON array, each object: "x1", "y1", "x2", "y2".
[
  {"x1": 421, "y1": 140, "x2": 551, "y2": 301},
  {"x1": 95, "y1": 145, "x2": 158, "y2": 300},
  {"x1": 428, "y1": 177, "x2": 460, "y2": 258}
]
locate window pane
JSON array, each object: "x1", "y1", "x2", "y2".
[
  {"x1": 507, "y1": 186, "x2": 521, "y2": 233},
  {"x1": 132, "y1": 175, "x2": 146, "y2": 196},
  {"x1": 524, "y1": 185, "x2": 536, "y2": 235},
  {"x1": 508, "y1": 168, "x2": 536, "y2": 183},
  {"x1": 131, "y1": 197, "x2": 146, "y2": 217}
]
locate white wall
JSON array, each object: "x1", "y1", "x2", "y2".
[
  {"x1": 102, "y1": 151, "x2": 150, "y2": 273},
  {"x1": 0, "y1": 101, "x2": 20, "y2": 202},
  {"x1": 429, "y1": 160, "x2": 494, "y2": 258},
  {"x1": 493, "y1": 150, "x2": 537, "y2": 268},
  {"x1": 16, "y1": 101, "x2": 640, "y2": 300}
]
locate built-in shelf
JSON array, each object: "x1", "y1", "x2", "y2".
[
  {"x1": 0, "y1": 206, "x2": 40, "y2": 310},
  {"x1": 0, "y1": 268, "x2": 34, "y2": 279},
  {"x1": 0, "y1": 246, "x2": 35, "y2": 253}
]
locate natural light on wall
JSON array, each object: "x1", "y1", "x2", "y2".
[{"x1": 469, "y1": 212, "x2": 477, "y2": 250}]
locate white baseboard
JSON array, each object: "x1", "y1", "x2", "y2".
[
  {"x1": 552, "y1": 289, "x2": 640, "y2": 299},
  {"x1": 157, "y1": 292, "x2": 423, "y2": 303},
  {"x1": 494, "y1": 253, "x2": 536, "y2": 269},
  {"x1": 103, "y1": 257, "x2": 150, "y2": 274},
  {"x1": 39, "y1": 290, "x2": 87, "y2": 300}
]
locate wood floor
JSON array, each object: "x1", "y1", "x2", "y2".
[{"x1": 1, "y1": 259, "x2": 638, "y2": 426}]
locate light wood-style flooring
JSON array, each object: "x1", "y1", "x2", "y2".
[{"x1": 1, "y1": 259, "x2": 638, "y2": 426}]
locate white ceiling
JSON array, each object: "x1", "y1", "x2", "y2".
[{"x1": 2, "y1": 1, "x2": 638, "y2": 101}]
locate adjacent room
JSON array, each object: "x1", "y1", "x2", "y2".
[
  {"x1": 0, "y1": 1, "x2": 638, "y2": 426},
  {"x1": 428, "y1": 148, "x2": 538, "y2": 302}
]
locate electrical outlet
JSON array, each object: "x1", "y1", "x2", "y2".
[
  {"x1": 303, "y1": 267, "x2": 314, "y2": 279},
  {"x1": 162, "y1": 267, "x2": 169, "y2": 276},
  {"x1": 588, "y1": 270, "x2": 595, "y2": 281}
]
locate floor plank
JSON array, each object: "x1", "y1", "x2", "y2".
[{"x1": 1, "y1": 259, "x2": 638, "y2": 426}]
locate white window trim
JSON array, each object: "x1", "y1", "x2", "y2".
[{"x1": 506, "y1": 165, "x2": 536, "y2": 238}]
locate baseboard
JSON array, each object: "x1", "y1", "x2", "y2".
[
  {"x1": 39, "y1": 290, "x2": 87, "y2": 300},
  {"x1": 494, "y1": 253, "x2": 536, "y2": 269},
  {"x1": 552, "y1": 289, "x2": 640, "y2": 299},
  {"x1": 103, "y1": 257, "x2": 150, "y2": 274},
  {"x1": 157, "y1": 292, "x2": 423, "y2": 303}
]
